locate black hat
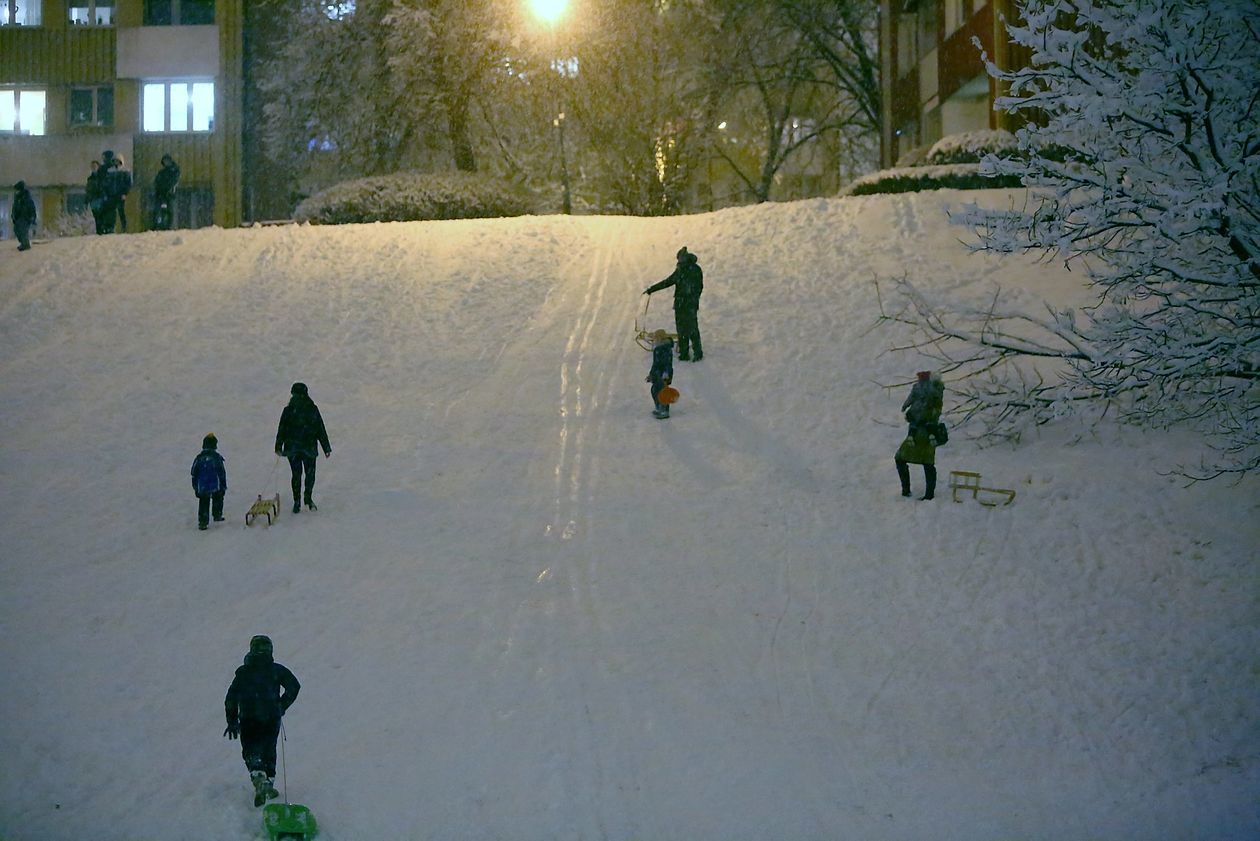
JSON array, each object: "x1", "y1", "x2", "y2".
[
  {"x1": 249, "y1": 635, "x2": 273, "y2": 657},
  {"x1": 676, "y1": 246, "x2": 689, "y2": 260},
  {"x1": 202, "y1": 432, "x2": 218, "y2": 449},
  {"x1": 13, "y1": 181, "x2": 24, "y2": 191},
  {"x1": 290, "y1": 382, "x2": 308, "y2": 396}
]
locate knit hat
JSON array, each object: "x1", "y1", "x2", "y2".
[
  {"x1": 13, "y1": 181, "x2": 24, "y2": 191},
  {"x1": 202, "y1": 433, "x2": 218, "y2": 449},
  {"x1": 676, "y1": 246, "x2": 689, "y2": 261},
  {"x1": 652, "y1": 328, "x2": 669, "y2": 342},
  {"x1": 916, "y1": 371, "x2": 931, "y2": 381},
  {"x1": 290, "y1": 382, "x2": 308, "y2": 396},
  {"x1": 249, "y1": 635, "x2": 273, "y2": 657}
]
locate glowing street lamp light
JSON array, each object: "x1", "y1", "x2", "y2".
[
  {"x1": 527, "y1": 0, "x2": 569, "y2": 27},
  {"x1": 526, "y1": 0, "x2": 573, "y2": 214}
]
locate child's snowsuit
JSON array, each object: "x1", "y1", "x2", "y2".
[
  {"x1": 191, "y1": 436, "x2": 227, "y2": 529},
  {"x1": 648, "y1": 335, "x2": 675, "y2": 417}
]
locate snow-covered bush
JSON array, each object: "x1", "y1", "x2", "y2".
[
  {"x1": 841, "y1": 163, "x2": 1021, "y2": 196},
  {"x1": 924, "y1": 129, "x2": 1018, "y2": 165},
  {"x1": 294, "y1": 171, "x2": 535, "y2": 225},
  {"x1": 884, "y1": 0, "x2": 1260, "y2": 478}
]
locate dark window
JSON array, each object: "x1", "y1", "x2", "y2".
[
  {"x1": 69, "y1": 86, "x2": 113, "y2": 127},
  {"x1": 144, "y1": 0, "x2": 213, "y2": 26}
]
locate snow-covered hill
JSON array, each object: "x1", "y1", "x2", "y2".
[{"x1": 1, "y1": 192, "x2": 1256, "y2": 840}]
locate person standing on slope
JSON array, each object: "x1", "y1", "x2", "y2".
[
  {"x1": 274, "y1": 382, "x2": 332, "y2": 514},
  {"x1": 643, "y1": 246, "x2": 704, "y2": 361},
  {"x1": 895, "y1": 371, "x2": 944, "y2": 500},
  {"x1": 190, "y1": 432, "x2": 227, "y2": 530},
  {"x1": 646, "y1": 328, "x2": 675, "y2": 419},
  {"x1": 224, "y1": 635, "x2": 301, "y2": 807},
  {"x1": 11, "y1": 181, "x2": 36, "y2": 251}
]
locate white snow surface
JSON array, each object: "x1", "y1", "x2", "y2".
[{"x1": 1, "y1": 191, "x2": 1257, "y2": 840}]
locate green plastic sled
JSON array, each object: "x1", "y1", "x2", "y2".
[{"x1": 262, "y1": 802, "x2": 317, "y2": 840}]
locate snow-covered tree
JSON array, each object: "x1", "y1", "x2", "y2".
[{"x1": 883, "y1": 0, "x2": 1260, "y2": 478}]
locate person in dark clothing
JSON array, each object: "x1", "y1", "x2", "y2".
[
  {"x1": 646, "y1": 328, "x2": 675, "y2": 419},
  {"x1": 11, "y1": 181, "x2": 36, "y2": 251},
  {"x1": 224, "y1": 635, "x2": 301, "y2": 807},
  {"x1": 153, "y1": 154, "x2": 180, "y2": 230},
  {"x1": 190, "y1": 432, "x2": 227, "y2": 530},
  {"x1": 86, "y1": 161, "x2": 108, "y2": 235},
  {"x1": 99, "y1": 150, "x2": 131, "y2": 233},
  {"x1": 895, "y1": 371, "x2": 944, "y2": 500},
  {"x1": 644, "y1": 246, "x2": 704, "y2": 361},
  {"x1": 274, "y1": 382, "x2": 332, "y2": 514}
]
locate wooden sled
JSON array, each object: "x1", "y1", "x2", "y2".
[
  {"x1": 634, "y1": 296, "x2": 677, "y2": 351},
  {"x1": 948, "y1": 470, "x2": 1016, "y2": 507},
  {"x1": 246, "y1": 494, "x2": 282, "y2": 526}
]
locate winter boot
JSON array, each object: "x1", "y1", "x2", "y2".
[
  {"x1": 264, "y1": 777, "x2": 279, "y2": 802},
  {"x1": 305, "y1": 496, "x2": 318, "y2": 511},
  {"x1": 251, "y1": 771, "x2": 269, "y2": 807},
  {"x1": 921, "y1": 465, "x2": 937, "y2": 501},
  {"x1": 292, "y1": 500, "x2": 301, "y2": 514},
  {"x1": 895, "y1": 458, "x2": 912, "y2": 497}
]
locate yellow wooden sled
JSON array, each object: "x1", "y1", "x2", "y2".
[
  {"x1": 246, "y1": 493, "x2": 282, "y2": 526},
  {"x1": 948, "y1": 470, "x2": 1016, "y2": 507}
]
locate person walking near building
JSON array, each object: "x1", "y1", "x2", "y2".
[
  {"x1": 86, "y1": 161, "x2": 108, "y2": 234},
  {"x1": 274, "y1": 382, "x2": 332, "y2": 514},
  {"x1": 153, "y1": 153, "x2": 180, "y2": 230},
  {"x1": 11, "y1": 181, "x2": 36, "y2": 251},
  {"x1": 643, "y1": 246, "x2": 704, "y2": 361}
]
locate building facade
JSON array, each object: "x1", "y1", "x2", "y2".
[
  {"x1": 1, "y1": 0, "x2": 244, "y2": 237},
  {"x1": 879, "y1": 0, "x2": 1030, "y2": 167}
]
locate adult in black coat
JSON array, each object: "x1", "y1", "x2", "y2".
[
  {"x1": 223, "y1": 635, "x2": 300, "y2": 806},
  {"x1": 153, "y1": 154, "x2": 180, "y2": 230},
  {"x1": 86, "y1": 162, "x2": 108, "y2": 234},
  {"x1": 644, "y1": 246, "x2": 705, "y2": 361},
  {"x1": 11, "y1": 181, "x2": 36, "y2": 251},
  {"x1": 274, "y1": 382, "x2": 332, "y2": 514}
]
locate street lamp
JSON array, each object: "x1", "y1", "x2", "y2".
[{"x1": 526, "y1": 0, "x2": 573, "y2": 214}]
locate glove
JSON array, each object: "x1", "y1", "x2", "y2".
[
  {"x1": 224, "y1": 721, "x2": 239, "y2": 740},
  {"x1": 645, "y1": 375, "x2": 651, "y2": 383},
  {"x1": 642, "y1": 289, "x2": 650, "y2": 296},
  {"x1": 323, "y1": 448, "x2": 332, "y2": 458},
  {"x1": 664, "y1": 377, "x2": 671, "y2": 386}
]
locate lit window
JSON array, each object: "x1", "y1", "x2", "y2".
[
  {"x1": 69, "y1": 0, "x2": 113, "y2": 25},
  {"x1": 142, "y1": 81, "x2": 214, "y2": 133},
  {"x1": 1, "y1": 89, "x2": 47, "y2": 135},
  {"x1": 144, "y1": 0, "x2": 214, "y2": 26},
  {"x1": 2, "y1": 0, "x2": 43, "y2": 26},
  {"x1": 70, "y1": 86, "x2": 113, "y2": 126}
]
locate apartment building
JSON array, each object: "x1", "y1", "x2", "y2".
[
  {"x1": 879, "y1": 0, "x2": 1032, "y2": 167},
  {"x1": 0, "y1": 0, "x2": 244, "y2": 238}
]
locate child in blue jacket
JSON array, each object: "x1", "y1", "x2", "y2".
[
  {"x1": 191, "y1": 433, "x2": 227, "y2": 530},
  {"x1": 646, "y1": 329, "x2": 675, "y2": 419}
]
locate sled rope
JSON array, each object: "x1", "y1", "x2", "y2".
[{"x1": 280, "y1": 718, "x2": 289, "y2": 806}]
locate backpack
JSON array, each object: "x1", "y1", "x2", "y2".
[{"x1": 192, "y1": 453, "x2": 223, "y2": 494}]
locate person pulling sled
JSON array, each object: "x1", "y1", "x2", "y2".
[
  {"x1": 274, "y1": 382, "x2": 332, "y2": 514},
  {"x1": 224, "y1": 635, "x2": 301, "y2": 807},
  {"x1": 643, "y1": 246, "x2": 704, "y2": 361}
]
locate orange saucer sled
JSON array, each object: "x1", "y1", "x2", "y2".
[{"x1": 658, "y1": 385, "x2": 680, "y2": 405}]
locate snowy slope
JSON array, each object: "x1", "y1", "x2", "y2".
[{"x1": 0, "y1": 192, "x2": 1256, "y2": 841}]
